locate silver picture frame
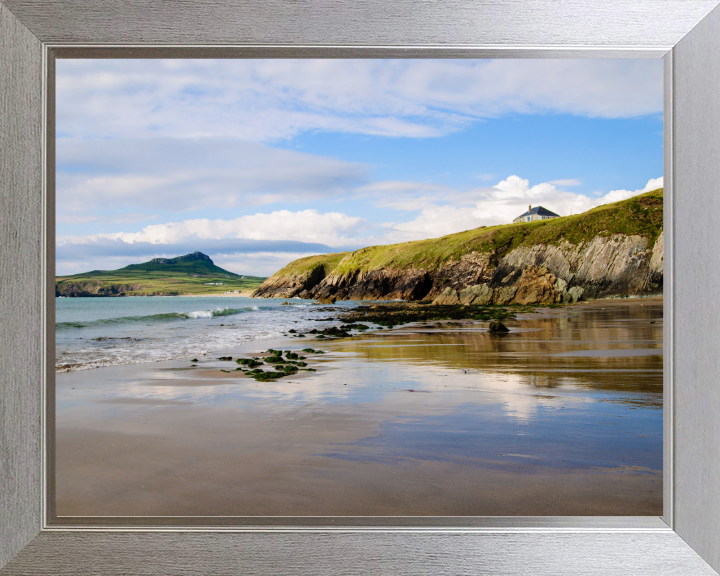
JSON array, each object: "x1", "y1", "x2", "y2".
[{"x1": 2, "y1": 1, "x2": 720, "y2": 573}]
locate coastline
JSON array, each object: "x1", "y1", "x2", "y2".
[
  {"x1": 56, "y1": 298, "x2": 663, "y2": 517},
  {"x1": 182, "y1": 291, "x2": 255, "y2": 297},
  {"x1": 58, "y1": 291, "x2": 256, "y2": 298}
]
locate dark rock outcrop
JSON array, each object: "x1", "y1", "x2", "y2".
[{"x1": 251, "y1": 264, "x2": 328, "y2": 299}]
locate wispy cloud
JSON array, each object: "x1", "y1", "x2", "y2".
[
  {"x1": 57, "y1": 59, "x2": 663, "y2": 142},
  {"x1": 58, "y1": 209, "x2": 374, "y2": 247},
  {"x1": 549, "y1": 179, "x2": 582, "y2": 186},
  {"x1": 57, "y1": 137, "x2": 369, "y2": 217}
]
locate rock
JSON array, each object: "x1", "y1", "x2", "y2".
[
  {"x1": 433, "y1": 287, "x2": 460, "y2": 305},
  {"x1": 251, "y1": 227, "x2": 664, "y2": 304},
  {"x1": 281, "y1": 301, "x2": 289, "y2": 305},
  {"x1": 458, "y1": 283, "x2": 493, "y2": 305},
  {"x1": 251, "y1": 263, "x2": 329, "y2": 299},
  {"x1": 511, "y1": 266, "x2": 558, "y2": 305},
  {"x1": 488, "y1": 320, "x2": 510, "y2": 333},
  {"x1": 567, "y1": 286, "x2": 584, "y2": 303},
  {"x1": 493, "y1": 286, "x2": 518, "y2": 305}
]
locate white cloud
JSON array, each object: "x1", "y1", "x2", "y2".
[
  {"x1": 59, "y1": 210, "x2": 374, "y2": 248},
  {"x1": 210, "y1": 252, "x2": 328, "y2": 278},
  {"x1": 595, "y1": 176, "x2": 664, "y2": 204},
  {"x1": 380, "y1": 176, "x2": 663, "y2": 243},
  {"x1": 60, "y1": 175, "x2": 661, "y2": 251},
  {"x1": 57, "y1": 137, "x2": 368, "y2": 216},
  {"x1": 57, "y1": 59, "x2": 663, "y2": 142}
]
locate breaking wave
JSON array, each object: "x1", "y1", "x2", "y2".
[{"x1": 56, "y1": 307, "x2": 260, "y2": 330}]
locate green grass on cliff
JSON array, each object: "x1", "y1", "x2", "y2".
[
  {"x1": 264, "y1": 251, "x2": 349, "y2": 280},
  {"x1": 270, "y1": 188, "x2": 663, "y2": 279}
]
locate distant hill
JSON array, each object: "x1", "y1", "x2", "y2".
[
  {"x1": 252, "y1": 189, "x2": 664, "y2": 304},
  {"x1": 119, "y1": 251, "x2": 238, "y2": 276},
  {"x1": 56, "y1": 252, "x2": 266, "y2": 297}
]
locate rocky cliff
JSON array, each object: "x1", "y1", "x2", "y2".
[
  {"x1": 252, "y1": 189, "x2": 663, "y2": 305},
  {"x1": 55, "y1": 280, "x2": 147, "y2": 297}
]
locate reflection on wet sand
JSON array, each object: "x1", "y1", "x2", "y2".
[{"x1": 56, "y1": 298, "x2": 662, "y2": 517}]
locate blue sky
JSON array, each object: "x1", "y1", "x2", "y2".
[{"x1": 56, "y1": 59, "x2": 663, "y2": 276}]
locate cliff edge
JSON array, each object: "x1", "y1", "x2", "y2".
[{"x1": 251, "y1": 189, "x2": 663, "y2": 305}]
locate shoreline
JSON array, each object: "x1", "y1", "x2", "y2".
[
  {"x1": 55, "y1": 295, "x2": 662, "y2": 373},
  {"x1": 57, "y1": 291, "x2": 256, "y2": 298},
  {"x1": 56, "y1": 298, "x2": 663, "y2": 516},
  {"x1": 57, "y1": 292, "x2": 661, "y2": 299}
]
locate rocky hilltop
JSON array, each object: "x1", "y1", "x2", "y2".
[
  {"x1": 146, "y1": 251, "x2": 212, "y2": 266},
  {"x1": 251, "y1": 189, "x2": 663, "y2": 305}
]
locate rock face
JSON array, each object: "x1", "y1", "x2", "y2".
[
  {"x1": 55, "y1": 281, "x2": 145, "y2": 297},
  {"x1": 252, "y1": 232, "x2": 663, "y2": 305},
  {"x1": 251, "y1": 264, "x2": 329, "y2": 299}
]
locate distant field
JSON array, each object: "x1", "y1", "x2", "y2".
[{"x1": 55, "y1": 270, "x2": 266, "y2": 297}]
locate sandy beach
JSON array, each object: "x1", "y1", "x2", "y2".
[{"x1": 55, "y1": 298, "x2": 662, "y2": 518}]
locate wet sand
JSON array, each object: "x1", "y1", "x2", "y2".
[{"x1": 55, "y1": 298, "x2": 663, "y2": 517}]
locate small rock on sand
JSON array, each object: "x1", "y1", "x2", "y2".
[{"x1": 488, "y1": 320, "x2": 510, "y2": 333}]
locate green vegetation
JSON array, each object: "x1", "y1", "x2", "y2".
[
  {"x1": 56, "y1": 251, "x2": 266, "y2": 297},
  {"x1": 263, "y1": 252, "x2": 348, "y2": 282},
  {"x1": 270, "y1": 189, "x2": 663, "y2": 279},
  {"x1": 338, "y1": 302, "x2": 539, "y2": 327},
  {"x1": 120, "y1": 252, "x2": 237, "y2": 276},
  {"x1": 231, "y1": 348, "x2": 320, "y2": 381}
]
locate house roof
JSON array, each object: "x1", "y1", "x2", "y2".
[{"x1": 515, "y1": 206, "x2": 560, "y2": 219}]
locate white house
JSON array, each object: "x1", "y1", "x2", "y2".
[{"x1": 513, "y1": 205, "x2": 560, "y2": 224}]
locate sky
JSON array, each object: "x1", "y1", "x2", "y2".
[{"x1": 56, "y1": 59, "x2": 663, "y2": 277}]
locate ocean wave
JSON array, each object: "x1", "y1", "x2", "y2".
[
  {"x1": 56, "y1": 306, "x2": 256, "y2": 330},
  {"x1": 55, "y1": 328, "x2": 288, "y2": 372}
]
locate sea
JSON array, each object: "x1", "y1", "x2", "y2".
[{"x1": 55, "y1": 296, "x2": 354, "y2": 371}]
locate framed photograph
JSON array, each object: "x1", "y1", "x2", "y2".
[
  {"x1": 52, "y1": 55, "x2": 666, "y2": 524},
  {"x1": 2, "y1": 1, "x2": 720, "y2": 574}
]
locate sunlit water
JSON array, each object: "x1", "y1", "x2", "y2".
[
  {"x1": 56, "y1": 299, "x2": 663, "y2": 515},
  {"x1": 55, "y1": 296, "x2": 355, "y2": 371}
]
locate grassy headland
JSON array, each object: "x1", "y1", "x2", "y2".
[
  {"x1": 274, "y1": 188, "x2": 662, "y2": 280},
  {"x1": 56, "y1": 252, "x2": 266, "y2": 297},
  {"x1": 284, "y1": 188, "x2": 663, "y2": 275}
]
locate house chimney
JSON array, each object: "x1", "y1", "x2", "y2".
[{"x1": 528, "y1": 205, "x2": 532, "y2": 211}]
